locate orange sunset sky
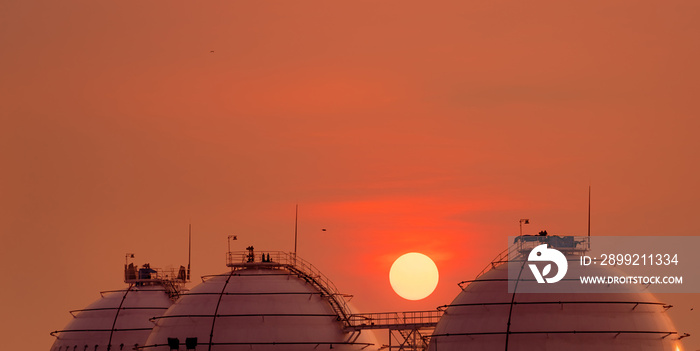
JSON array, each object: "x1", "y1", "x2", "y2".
[{"x1": 1, "y1": 1, "x2": 699, "y2": 350}]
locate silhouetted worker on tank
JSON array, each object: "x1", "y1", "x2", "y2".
[{"x1": 246, "y1": 246, "x2": 255, "y2": 262}]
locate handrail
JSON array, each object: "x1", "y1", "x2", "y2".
[
  {"x1": 69, "y1": 307, "x2": 168, "y2": 317},
  {"x1": 462, "y1": 235, "x2": 591, "y2": 289},
  {"x1": 465, "y1": 244, "x2": 517, "y2": 285},
  {"x1": 226, "y1": 251, "x2": 353, "y2": 326},
  {"x1": 124, "y1": 266, "x2": 186, "y2": 284},
  {"x1": 50, "y1": 327, "x2": 153, "y2": 337},
  {"x1": 347, "y1": 310, "x2": 443, "y2": 329}
]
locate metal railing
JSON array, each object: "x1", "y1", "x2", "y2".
[
  {"x1": 513, "y1": 235, "x2": 590, "y2": 254},
  {"x1": 123, "y1": 265, "x2": 187, "y2": 300},
  {"x1": 347, "y1": 310, "x2": 443, "y2": 330},
  {"x1": 226, "y1": 250, "x2": 353, "y2": 325},
  {"x1": 124, "y1": 267, "x2": 185, "y2": 284},
  {"x1": 469, "y1": 244, "x2": 519, "y2": 282},
  {"x1": 467, "y1": 235, "x2": 591, "y2": 284}
]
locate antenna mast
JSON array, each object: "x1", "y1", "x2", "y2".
[
  {"x1": 187, "y1": 223, "x2": 191, "y2": 281},
  {"x1": 587, "y1": 186, "x2": 591, "y2": 238},
  {"x1": 294, "y1": 204, "x2": 298, "y2": 258}
]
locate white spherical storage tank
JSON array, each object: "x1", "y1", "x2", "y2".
[
  {"x1": 50, "y1": 269, "x2": 179, "y2": 351},
  {"x1": 428, "y1": 236, "x2": 684, "y2": 351},
  {"x1": 143, "y1": 250, "x2": 377, "y2": 351}
]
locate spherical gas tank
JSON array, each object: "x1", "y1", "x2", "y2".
[
  {"x1": 51, "y1": 285, "x2": 174, "y2": 351},
  {"x1": 429, "y1": 257, "x2": 683, "y2": 351},
  {"x1": 144, "y1": 267, "x2": 377, "y2": 351}
]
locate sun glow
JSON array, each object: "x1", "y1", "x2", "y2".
[{"x1": 389, "y1": 252, "x2": 439, "y2": 300}]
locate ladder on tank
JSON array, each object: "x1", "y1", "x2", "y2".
[
  {"x1": 226, "y1": 250, "x2": 441, "y2": 351},
  {"x1": 285, "y1": 264, "x2": 351, "y2": 324},
  {"x1": 226, "y1": 250, "x2": 354, "y2": 326}
]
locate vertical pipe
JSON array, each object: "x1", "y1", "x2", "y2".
[
  {"x1": 294, "y1": 204, "x2": 298, "y2": 258},
  {"x1": 187, "y1": 224, "x2": 191, "y2": 281},
  {"x1": 588, "y1": 186, "x2": 591, "y2": 238}
]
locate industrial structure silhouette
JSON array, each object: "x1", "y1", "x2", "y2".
[{"x1": 51, "y1": 236, "x2": 684, "y2": 351}]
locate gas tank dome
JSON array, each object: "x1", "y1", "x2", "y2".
[
  {"x1": 429, "y1": 235, "x2": 684, "y2": 351},
  {"x1": 143, "y1": 249, "x2": 378, "y2": 351},
  {"x1": 51, "y1": 263, "x2": 187, "y2": 351}
]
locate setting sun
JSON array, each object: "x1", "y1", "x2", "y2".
[{"x1": 389, "y1": 252, "x2": 439, "y2": 300}]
